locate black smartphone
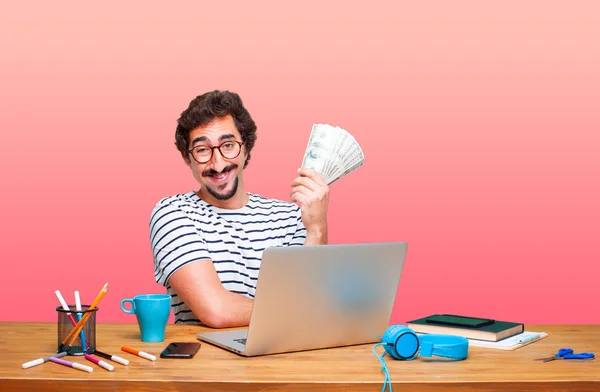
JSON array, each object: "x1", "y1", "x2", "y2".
[
  {"x1": 160, "y1": 342, "x2": 201, "y2": 358},
  {"x1": 425, "y1": 314, "x2": 494, "y2": 328}
]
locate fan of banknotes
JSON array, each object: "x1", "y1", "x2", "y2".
[{"x1": 300, "y1": 123, "x2": 365, "y2": 184}]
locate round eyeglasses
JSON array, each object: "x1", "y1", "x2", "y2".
[{"x1": 188, "y1": 140, "x2": 244, "y2": 164}]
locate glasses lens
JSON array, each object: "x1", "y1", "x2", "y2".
[
  {"x1": 220, "y1": 141, "x2": 241, "y2": 159},
  {"x1": 192, "y1": 147, "x2": 212, "y2": 163}
]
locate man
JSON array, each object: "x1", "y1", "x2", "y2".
[{"x1": 150, "y1": 90, "x2": 329, "y2": 328}]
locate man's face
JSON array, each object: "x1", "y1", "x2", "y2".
[{"x1": 186, "y1": 115, "x2": 247, "y2": 202}]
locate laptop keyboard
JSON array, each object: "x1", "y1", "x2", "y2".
[{"x1": 234, "y1": 338, "x2": 247, "y2": 345}]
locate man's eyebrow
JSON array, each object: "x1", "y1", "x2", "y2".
[
  {"x1": 218, "y1": 134, "x2": 236, "y2": 142},
  {"x1": 190, "y1": 136, "x2": 208, "y2": 146},
  {"x1": 190, "y1": 134, "x2": 236, "y2": 147}
]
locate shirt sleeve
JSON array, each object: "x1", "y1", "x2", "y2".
[
  {"x1": 287, "y1": 206, "x2": 307, "y2": 246},
  {"x1": 150, "y1": 200, "x2": 211, "y2": 287}
]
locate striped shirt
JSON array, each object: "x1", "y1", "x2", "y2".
[{"x1": 150, "y1": 191, "x2": 307, "y2": 324}]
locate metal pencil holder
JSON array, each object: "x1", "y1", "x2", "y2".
[{"x1": 56, "y1": 305, "x2": 97, "y2": 355}]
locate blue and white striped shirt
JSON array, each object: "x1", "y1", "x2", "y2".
[{"x1": 150, "y1": 191, "x2": 307, "y2": 324}]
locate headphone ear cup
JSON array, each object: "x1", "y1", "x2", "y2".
[{"x1": 382, "y1": 326, "x2": 419, "y2": 360}]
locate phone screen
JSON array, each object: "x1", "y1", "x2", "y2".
[
  {"x1": 160, "y1": 342, "x2": 201, "y2": 358},
  {"x1": 425, "y1": 314, "x2": 494, "y2": 328}
]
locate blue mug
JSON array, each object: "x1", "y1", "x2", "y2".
[{"x1": 121, "y1": 294, "x2": 171, "y2": 342}]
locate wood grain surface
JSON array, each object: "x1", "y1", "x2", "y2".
[{"x1": 0, "y1": 322, "x2": 598, "y2": 391}]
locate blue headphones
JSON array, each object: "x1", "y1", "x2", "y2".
[
  {"x1": 374, "y1": 326, "x2": 469, "y2": 391},
  {"x1": 381, "y1": 325, "x2": 469, "y2": 360}
]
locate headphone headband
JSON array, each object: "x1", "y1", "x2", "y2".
[{"x1": 382, "y1": 325, "x2": 468, "y2": 360}]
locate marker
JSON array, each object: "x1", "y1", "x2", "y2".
[
  {"x1": 517, "y1": 332, "x2": 542, "y2": 345},
  {"x1": 84, "y1": 354, "x2": 114, "y2": 371},
  {"x1": 22, "y1": 352, "x2": 67, "y2": 369},
  {"x1": 93, "y1": 350, "x2": 129, "y2": 365},
  {"x1": 54, "y1": 290, "x2": 78, "y2": 327},
  {"x1": 49, "y1": 356, "x2": 94, "y2": 373},
  {"x1": 121, "y1": 346, "x2": 156, "y2": 361}
]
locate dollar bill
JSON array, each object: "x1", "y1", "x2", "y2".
[{"x1": 301, "y1": 123, "x2": 364, "y2": 184}]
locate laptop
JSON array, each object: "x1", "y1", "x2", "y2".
[{"x1": 196, "y1": 242, "x2": 408, "y2": 356}]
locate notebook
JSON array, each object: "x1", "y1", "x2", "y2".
[
  {"x1": 196, "y1": 242, "x2": 408, "y2": 356},
  {"x1": 407, "y1": 314, "x2": 524, "y2": 341}
]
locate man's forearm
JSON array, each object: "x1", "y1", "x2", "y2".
[
  {"x1": 204, "y1": 290, "x2": 253, "y2": 328},
  {"x1": 168, "y1": 261, "x2": 254, "y2": 329},
  {"x1": 304, "y1": 224, "x2": 328, "y2": 245}
]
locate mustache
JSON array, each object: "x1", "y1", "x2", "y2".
[{"x1": 202, "y1": 164, "x2": 237, "y2": 177}]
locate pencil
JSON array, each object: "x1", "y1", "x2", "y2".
[{"x1": 60, "y1": 283, "x2": 108, "y2": 351}]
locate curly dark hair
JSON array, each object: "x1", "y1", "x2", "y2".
[{"x1": 175, "y1": 90, "x2": 257, "y2": 168}]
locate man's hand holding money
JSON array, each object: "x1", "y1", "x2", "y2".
[{"x1": 290, "y1": 168, "x2": 329, "y2": 245}]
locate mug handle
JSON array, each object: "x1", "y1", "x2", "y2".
[{"x1": 120, "y1": 298, "x2": 136, "y2": 314}]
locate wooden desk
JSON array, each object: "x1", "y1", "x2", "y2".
[{"x1": 0, "y1": 322, "x2": 598, "y2": 391}]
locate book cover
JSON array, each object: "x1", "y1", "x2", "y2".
[{"x1": 406, "y1": 314, "x2": 524, "y2": 342}]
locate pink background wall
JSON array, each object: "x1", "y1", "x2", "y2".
[{"x1": 1, "y1": 2, "x2": 598, "y2": 325}]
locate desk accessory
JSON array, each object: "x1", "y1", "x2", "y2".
[
  {"x1": 22, "y1": 352, "x2": 67, "y2": 369},
  {"x1": 160, "y1": 342, "x2": 201, "y2": 358},
  {"x1": 467, "y1": 331, "x2": 548, "y2": 350},
  {"x1": 74, "y1": 290, "x2": 88, "y2": 351},
  {"x1": 301, "y1": 123, "x2": 364, "y2": 185},
  {"x1": 373, "y1": 325, "x2": 468, "y2": 392},
  {"x1": 536, "y1": 348, "x2": 595, "y2": 362},
  {"x1": 93, "y1": 350, "x2": 129, "y2": 365},
  {"x1": 56, "y1": 304, "x2": 97, "y2": 355},
  {"x1": 54, "y1": 290, "x2": 79, "y2": 330},
  {"x1": 59, "y1": 282, "x2": 108, "y2": 352},
  {"x1": 120, "y1": 294, "x2": 170, "y2": 342},
  {"x1": 407, "y1": 314, "x2": 524, "y2": 341},
  {"x1": 84, "y1": 354, "x2": 114, "y2": 371},
  {"x1": 49, "y1": 356, "x2": 93, "y2": 373},
  {"x1": 55, "y1": 289, "x2": 91, "y2": 354},
  {"x1": 121, "y1": 346, "x2": 157, "y2": 361}
]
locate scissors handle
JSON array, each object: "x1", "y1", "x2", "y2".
[
  {"x1": 557, "y1": 348, "x2": 574, "y2": 357},
  {"x1": 564, "y1": 352, "x2": 595, "y2": 359}
]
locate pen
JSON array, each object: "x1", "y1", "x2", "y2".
[
  {"x1": 49, "y1": 356, "x2": 94, "y2": 373},
  {"x1": 93, "y1": 350, "x2": 129, "y2": 365},
  {"x1": 22, "y1": 352, "x2": 67, "y2": 369},
  {"x1": 517, "y1": 333, "x2": 542, "y2": 344},
  {"x1": 84, "y1": 354, "x2": 114, "y2": 372},
  {"x1": 121, "y1": 346, "x2": 156, "y2": 361}
]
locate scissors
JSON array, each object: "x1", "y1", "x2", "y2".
[{"x1": 536, "y1": 348, "x2": 595, "y2": 362}]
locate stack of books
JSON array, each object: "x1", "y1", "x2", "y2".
[{"x1": 406, "y1": 314, "x2": 524, "y2": 342}]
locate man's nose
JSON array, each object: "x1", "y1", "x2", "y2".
[{"x1": 209, "y1": 147, "x2": 228, "y2": 170}]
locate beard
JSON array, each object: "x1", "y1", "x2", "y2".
[
  {"x1": 202, "y1": 164, "x2": 239, "y2": 201},
  {"x1": 206, "y1": 175, "x2": 239, "y2": 201}
]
